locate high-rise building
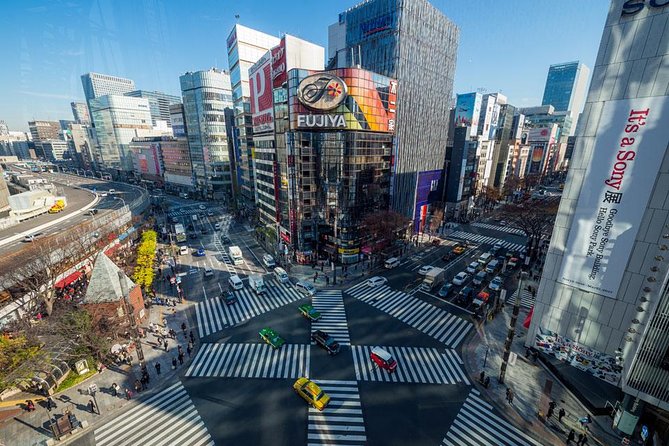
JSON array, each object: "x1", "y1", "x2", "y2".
[
  {"x1": 71, "y1": 101, "x2": 91, "y2": 125},
  {"x1": 528, "y1": 1, "x2": 669, "y2": 439},
  {"x1": 28, "y1": 120, "x2": 61, "y2": 142},
  {"x1": 0, "y1": 121, "x2": 8, "y2": 136},
  {"x1": 160, "y1": 137, "x2": 193, "y2": 195},
  {"x1": 65, "y1": 123, "x2": 94, "y2": 170},
  {"x1": 169, "y1": 104, "x2": 187, "y2": 137},
  {"x1": 36, "y1": 140, "x2": 70, "y2": 162},
  {"x1": 81, "y1": 72, "x2": 136, "y2": 113},
  {"x1": 89, "y1": 95, "x2": 153, "y2": 172},
  {"x1": 541, "y1": 61, "x2": 590, "y2": 117},
  {"x1": 125, "y1": 90, "x2": 182, "y2": 127},
  {"x1": 129, "y1": 137, "x2": 165, "y2": 185},
  {"x1": 329, "y1": 0, "x2": 459, "y2": 229},
  {"x1": 226, "y1": 24, "x2": 280, "y2": 208},
  {"x1": 179, "y1": 69, "x2": 234, "y2": 200},
  {"x1": 445, "y1": 127, "x2": 478, "y2": 220}
]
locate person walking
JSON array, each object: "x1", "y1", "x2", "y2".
[
  {"x1": 189, "y1": 330, "x2": 195, "y2": 344},
  {"x1": 111, "y1": 383, "x2": 119, "y2": 397},
  {"x1": 155, "y1": 362, "x2": 161, "y2": 375},
  {"x1": 134, "y1": 379, "x2": 142, "y2": 393},
  {"x1": 172, "y1": 357, "x2": 178, "y2": 369},
  {"x1": 558, "y1": 407, "x2": 566, "y2": 423},
  {"x1": 505, "y1": 388, "x2": 514, "y2": 405},
  {"x1": 178, "y1": 345, "x2": 183, "y2": 355},
  {"x1": 88, "y1": 399, "x2": 97, "y2": 414},
  {"x1": 577, "y1": 433, "x2": 585, "y2": 445},
  {"x1": 187, "y1": 345, "x2": 192, "y2": 357},
  {"x1": 163, "y1": 339, "x2": 169, "y2": 352},
  {"x1": 580, "y1": 435, "x2": 588, "y2": 446},
  {"x1": 178, "y1": 351, "x2": 185, "y2": 365},
  {"x1": 46, "y1": 396, "x2": 56, "y2": 411},
  {"x1": 125, "y1": 388, "x2": 132, "y2": 400},
  {"x1": 547, "y1": 401, "x2": 556, "y2": 419},
  {"x1": 566, "y1": 429, "x2": 575, "y2": 444}
]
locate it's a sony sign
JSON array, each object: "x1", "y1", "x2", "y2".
[{"x1": 622, "y1": 0, "x2": 669, "y2": 16}]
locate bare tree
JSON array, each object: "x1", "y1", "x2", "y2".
[
  {"x1": 499, "y1": 197, "x2": 559, "y2": 261},
  {"x1": 360, "y1": 210, "x2": 410, "y2": 256},
  {"x1": 502, "y1": 175, "x2": 522, "y2": 201}
]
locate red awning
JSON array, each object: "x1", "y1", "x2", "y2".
[{"x1": 55, "y1": 271, "x2": 82, "y2": 289}]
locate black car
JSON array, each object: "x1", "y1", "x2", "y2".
[
  {"x1": 441, "y1": 252, "x2": 454, "y2": 262},
  {"x1": 221, "y1": 235, "x2": 231, "y2": 244},
  {"x1": 457, "y1": 286, "x2": 475, "y2": 305},
  {"x1": 222, "y1": 290, "x2": 237, "y2": 305},
  {"x1": 201, "y1": 228, "x2": 210, "y2": 235},
  {"x1": 311, "y1": 330, "x2": 340, "y2": 355}
]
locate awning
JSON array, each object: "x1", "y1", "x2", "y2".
[{"x1": 55, "y1": 271, "x2": 82, "y2": 289}]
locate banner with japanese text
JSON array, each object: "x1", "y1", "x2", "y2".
[{"x1": 558, "y1": 96, "x2": 669, "y2": 298}]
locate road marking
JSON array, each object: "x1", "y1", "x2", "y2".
[
  {"x1": 305, "y1": 380, "x2": 367, "y2": 446},
  {"x1": 311, "y1": 290, "x2": 350, "y2": 346}
]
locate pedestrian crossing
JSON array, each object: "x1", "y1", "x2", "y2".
[
  {"x1": 448, "y1": 230, "x2": 527, "y2": 253},
  {"x1": 167, "y1": 207, "x2": 202, "y2": 218},
  {"x1": 311, "y1": 290, "x2": 350, "y2": 346},
  {"x1": 307, "y1": 380, "x2": 367, "y2": 445},
  {"x1": 185, "y1": 343, "x2": 310, "y2": 378},
  {"x1": 351, "y1": 345, "x2": 470, "y2": 385},
  {"x1": 472, "y1": 222, "x2": 526, "y2": 236},
  {"x1": 441, "y1": 388, "x2": 543, "y2": 446},
  {"x1": 94, "y1": 381, "x2": 214, "y2": 446},
  {"x1": 195, "y1": 279, "x2": 304, "y2": 338},
  {"x1": 346, "y1": 282, "x2": 472, "y2": 348},
  {"x1": 508, "y1": 288, "x2": 535, "y2": 309}
]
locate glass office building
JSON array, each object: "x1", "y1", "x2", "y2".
[
  {"x1": 329, "y1": 0, "x2": 459, "y2": 229},
  {"x1": 541, "y1": 61, "x2": 590, "y2": 116},
  {"x1": 125, "y1": 90, "x2": 182, "y2": 127}
]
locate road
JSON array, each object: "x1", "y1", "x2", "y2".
[{"x1": 70, "y1": 212, "x2": 540, "y2": 446}]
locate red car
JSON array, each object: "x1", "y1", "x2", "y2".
[{"x1": 370, "y1": 347, "x2": 397, "y2": 373}]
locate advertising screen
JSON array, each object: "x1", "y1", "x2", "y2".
[
  {"x1": 558, "y1": 96, "x2": 669, "y2": 298},
  {"x1": 249, "y1": 52, "x2": 274, "y2": 133},
  {"x1": 454, "y1": 93, "x2": 482, "y2": 137}
]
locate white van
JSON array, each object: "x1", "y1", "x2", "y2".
[
  {"x1": 179, "y1": 245, "x2": 189, "y2": 255},
  {"x1": 477, "y1": 252, "x2": 492, "y2": 265},
  {"x1": 485, "y1": 259, "x2": 500, "y2": 274},
  {"x1": 228, "y1": 274, "x2": 243, "y2": 290},
  {"x1": 274, "y1": 267, "x2": 289, "y2": 283},
  {"x1": 384, "y1": 257, "x2": 400, "y2": 269}
]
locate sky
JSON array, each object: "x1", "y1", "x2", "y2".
[{"x1": 0, "y1": 0, "x2": 610, "y2": 132}]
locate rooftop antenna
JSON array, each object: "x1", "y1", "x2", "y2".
[{"x1": 235, "y1": 14, "x2": 240, "y2": 21}]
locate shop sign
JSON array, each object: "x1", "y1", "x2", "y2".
[
  {"x1": 297, "y1": 114, "x2": 345, "y2": 128},
  {"x1": 338, "y1": 247, "x2": 360, "y2": 255},
  {"x1": 297, "y1": 73, "x2": 348, "y2": 111}
]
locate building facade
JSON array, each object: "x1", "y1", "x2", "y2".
[
  {"x1": 81, "y1": 72, "x2": 136, "y2": 113},
  {"x1": 125, "y1": 90, "x2": 182, "y2": 127},
  {"x1": 169, "y1": 104, "x2": 187, "y2": 137},
  {"x1": 226, "y1": 24, "x2": 280, "y2": 209},
  {"x1": 129, "y1": 137, "x2": 165, "y2": 185},
  {"x1": 528, "y1": 1, "x2": 669, "y2": 441},
  {"x1": 64, "y1": 123, "x2": 94, "y2": 170},
  {"x1": 179, "y1": 69, "x2": 234, "y2": 200},
  {"x1": 70, "y1": 102, "x2": 91, "y2": 125},
  {"x1": 160, "y1": 137, "x2": 193, "y2": 194},
  {"x1": 329, "y1": 0, "x2": 459, "y2": 228},
  {"x1": 445, "y1": 127, "x2": 478, "y2": 220},
  {"x1": 541, "y1": 61, "x2": 590, "y2": 118},
  {"x1": 28, "y1": 120, "x2": 61, "y2": 142}
]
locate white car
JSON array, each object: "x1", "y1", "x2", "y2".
[
  {"x1": 466, "y1": 262, "x2": 480, "y2": 274},
  {"x1": 452, "y1": 272, "x2": 469, "y2": 286},
  {"x1": 295, "y1": 281, "x2": 316, "y2": 296},
  {"x1": 367, "y1": 276, "x2": 388, "y2": 287},
  {"x1": 214, "y1": 223, "x2": 221, "y2": 230},
  {"x1": 262, "y1": 254, "x2": 276, "y2": 268},
  {"x1": 199, "y1": 204, "x2": 206, "y2": 210},
  {"x1": 493, "y1": 242, "x2": 503, "y2": 251},
  {"x1": 489, "y1": 276, "x2": 503, "y2": 291},
  {"x1": 418, "y1": 265, "x2": 434, "y2": 276},
  {"x1": 204, "y1": 267, "x2": 214, "y2": 277}
]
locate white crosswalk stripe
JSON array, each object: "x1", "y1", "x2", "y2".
[
  {"x1": 94, "y1": 381, "x2": 214, "y2": 446},
  {"x1": 351, "y1": 345, "x2": 469, "y2": 385},
  {"x1": 311, "y1": 290, "x2": 350, "y2": 345},
  {"x1": 167, "y1": 207, "x2": 201, "y2": 218},
  {"x1": 185, "y1": 343, "x2": 310, "y2": 378},
  {"x1": 441, "y1": 389, "x2": 543, "y2": 446},
  {"x1": 471, "y1": 222, "x2": 526, "y2": 236},
  {"x1": 307, "y1": 380, "x2": 367, "y2": 445},
  {"x1": 448, "y1": 230, "x2": 527, "y2": 253},
  {"x1": 346, "y1": 283, "x2": 472, "y2": 348},
  {"x1": 508, "y1": 288, "x2": 535, "y2": 309},
  {"x1": 195, "y1": 280, "x2": 304, "y2": 338}
]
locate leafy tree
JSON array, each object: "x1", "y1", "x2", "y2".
[
  {"x1": 132, "y1": 230, "x2": 157, "y2": 292},
  {"x1": 0, "y1": 335, "x2": 44, "y2": 392}
]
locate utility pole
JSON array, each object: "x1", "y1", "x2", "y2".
[
  {"x1": 119, "y1": 270, "x2": 145, "y2": 363},
  {"x1": 499, "y1": 271, "x2": 528, "y2": 384}
]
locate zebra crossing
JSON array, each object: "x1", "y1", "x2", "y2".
[
  {"x1": 471, "y1": 222, "x2": 526, "y2": 236},
  {"x1": 307, "y1": 380, "x2": 367, "y2": 445},
  {"x1": 346, "y1": 282, "x2": 472, "y2": 348},
  {"x1": 167, "y1": 207, "x2": 202, "y2": 218},
  {"x1": 351, "y1": 345, "x2": 469, "y2": 385},
  {"x1": 441, "y1": 388, "x2": 543, "y2": 446},
  {"x1": 448, "y1": 230, "x2": 527, "y2": 252},
  {"x1": 195, "y1": 280, "x2": 304, "y2": 338},
  {"x1": 508, "y1": 288, "x2": 535, "y2": 309},
  {"x1": 311, "y1": 290, "x2": 350, "y2": 345},
  {"x1": 185, "y1": 342, "x2": 310, "y2": 378},
  {"x1": 94, "y1": 381, "x2": 214, "y2": 446}
]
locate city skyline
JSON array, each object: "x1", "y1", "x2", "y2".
[{"x1": 0, "y1": 0, "x2": 609, "y2": 131}]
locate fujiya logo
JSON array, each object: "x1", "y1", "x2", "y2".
[{"x1": 297, "y1": 73, "x2": 348, "y2": 111}]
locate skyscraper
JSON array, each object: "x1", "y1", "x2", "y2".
[
  {"x1": 329, "y1": 0, "x2": 459, "y2": 229},
  {"x1": 226, "y1": 24, "x2": 280, "y2": 207},
  {"x1": 179, "y1": 69, "x2": 234, "y2": 200},
  {"x1": 540, "y1": 61, "x2": 590, "y2": 116},
  {"x1": 125, "y1": 90, "x2": 182, "y2": 127},
  {"x1": 70, "y1": 102, "x2": 91, "y2": 125},
  {"x1": 528, "y1": 1, "x2": 669, "y2": 438},
  {"x1": 81, "y1": 72, "x2": 136, "y2": 113},
  {"x1": 28, "y1": 120, "x2": 61, "y2": 142}
]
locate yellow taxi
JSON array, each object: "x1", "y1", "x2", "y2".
[
  {"x1": 453, "y1": 245, "x2": 466, "y2": 255},
  {"x1": 293, "y1": 377, "x2": 330, "y2": 411}
]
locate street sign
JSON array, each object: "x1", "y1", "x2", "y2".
[
  {"x1": 509, "y1": 352, "x2": 518, "y2": 366},
  {"x1": 641, "y1": 425, "x2": 649, "y2": 441}
]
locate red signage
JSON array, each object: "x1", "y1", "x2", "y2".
[
  {"x1": 249, "y1": 54, "x2": 274, "y2": 133},
  {"x1": 271, "y1": 38, "x2": 287, "y2": 88}
]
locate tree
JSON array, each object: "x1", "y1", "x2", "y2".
[
  {"x1": 502, "y1": 175, "x2": 522, "y2": 201},
  {"x1": 132, "y1": 230, "x2": 157, "y2": 293},
  {"x1": 360, "y1": 210, "x2": 410, "y2": 255},
  {"x1": 499, "y1": 197, "x2": 559, "y2": 262}
]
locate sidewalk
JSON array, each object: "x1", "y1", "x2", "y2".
[{"x1": 461, "y1": 283, "x2": 624, "y2": 446}]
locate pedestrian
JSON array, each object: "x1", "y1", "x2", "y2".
[
  {"x1": 578, "y1": 414, "x2": 591, "y2": 429},
  {"x1": 88, "y1": 399, "x2": 97, "y2": 414},
  {"x1": 164, "y1": 339, "x2": 169, "y2": 352},
  {"x1": 325, "y1": 276, "x2": 330, "y2": 286},
  {"x1": 507, "y1": 388, "x2": 514, "y2": 405},
  {"x1": 187, "y1": 345, "x2": 192, "y2": 357},
  {"x1": 172, "y1": 357, "x2": 178, "y2": 369},
  {"x1": 46, "y1": 396, "x2": 55, "y2": 411},
  {"x1": 155, "y1": 362, "x2": 161, "y2": 375},
  {"x1": 313, "y1": 272, "x2": 318, "y2": 283},
  {"x1": 111, "y1": 383, "x2": 119, "y2": 397},
  {"x1": 580, "y1": 435, "x2": 588, "y2": 446},
  {"x1": 26, "y1": 399, "x2": 35, "y2": 412},
  {"x1": 479, "y1": 370, "x2": 485, "y2": 383},
  {"x1": 134, "y1": 379, "x2": 142, "y2": 393},
  {"x1": 558, "y1": 407, "x2": 566, "y2": 422},
  {"x1": 178, "y1": 352, "x2": 184, "y2": 365},
  {"x1": 125, "y1": 388, "x2": 132, "y2": 400},
  {"x1": 577, "y1": 433, "x2": 585, "y2": 445},
  {"x1": 178, "y1": 344, "x2": 183, "y2": 354},
  {"x1": 547, "y1": 401, "x2": 556, "y2": 419},
  {"x1": 189, "y1": 330, "x2": 195, "y2": 343},
  {"x1": 188, "y1": 340, "x2": 194, "y2": 351},
  {"x1": 181, "y1": 321, "x2": 187, "y2": 333}
]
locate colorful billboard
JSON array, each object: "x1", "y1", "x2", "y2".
[
  {"x1": 558, "y1": 96, "x2": 669, "y2": 298},
  {"x1": 288, "y1": 68, "x2": 397, "y2": 134},
  {"x1": 454, "y1": 93, "x2": 482, "y2": 137},
  {"x1": 413, "y1": 169, "x2": 442, "y2": 233},
  {"x1": 249, "y1": 52, "x2": 274, "y2": 133},
  {"x1": 271, "y1": 37, "x2": 286, "y2": 88}
]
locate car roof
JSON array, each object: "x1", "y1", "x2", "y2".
[
  {"x1": 304, "y1": 380, "x2": 322, "y2": 395},
  {"x1": 371, "y1": 347, "x2": 393, "y2": 361}
]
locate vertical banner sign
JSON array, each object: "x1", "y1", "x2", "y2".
[
  {"x1": 249, "y1": 53, "x2": 274, "y2": 133},
  {"x1": 558, "y1": 96, "x2": 669, "y2": 298},
  {"x1": 271, "y1": 37, "x2": 287, "y2": 88}
]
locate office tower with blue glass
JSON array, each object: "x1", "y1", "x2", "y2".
[{"x1": 541, "y1": 61, "x2": 590, "y2": 116}]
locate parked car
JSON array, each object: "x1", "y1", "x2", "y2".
[
  {"x1": 293, "y1": 378, "x2": 330, "y2": 411},
  {"x1": 259, "y1": 328, "x2": 285, "y2": 349},
  {"x1": 370, "y1": 347, "x2": 397, "y2": 373},
  {"x1": 311, "y1": 330, "x2": 340, "y2": 355},
  {"x1": 367, "y1": 276, "x2": 388, "y2": 288},
  {"x1": 452, "y1": 272, "x2": 469, "y2": 286},
  {"x1": 418, "y1": 265, "x2": 434, "y2": 276}
]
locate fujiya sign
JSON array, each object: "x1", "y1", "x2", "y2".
[
  {"x1": 558, "y1": 96, "x2": 669, "y2": 298},
  {"x1": 297, "y1": 73, "x2": 348, "y2": 111},
  {"x1": 297, "y1": 114, "x2": 346, "y2": 129}
]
